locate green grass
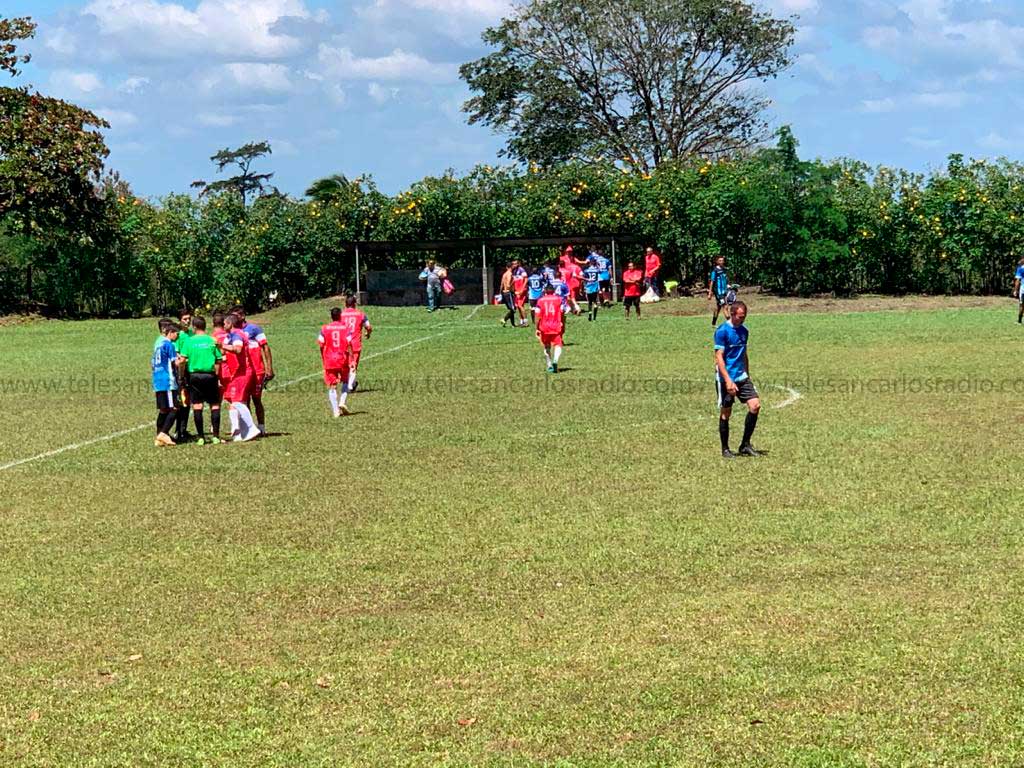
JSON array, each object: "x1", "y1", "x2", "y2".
[{"x1": 2, "y1": 297, "x2": 1024, "y2": 766}]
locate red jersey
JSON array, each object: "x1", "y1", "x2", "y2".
[
  {"x1": 318, "y1": 321, "x2": 351, "y2": 369},
  {"x1": 513, "y1": 275, "x2": 527, "y2": 295},
  {"x1": 623, "y1": 268, "x2": 644, "y2": 297},
  {"x1": 238, "y1": 321, "x2": 268, "y2": 374},
  {"x1": 339, "y1": 308, "x2": 370, "y2": 352},
  {"x1": 535, "y1": 294, "x2": 564, "y2": 334},
  {"x1": 645, "y1": 252, "x2": 661, "y2": 277},
  {"x1": 221, "y1": 330, "x2": 249, "y2": 380}
]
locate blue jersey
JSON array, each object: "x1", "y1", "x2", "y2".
[
  {"x1": 595, "y1": 254, "x2": 611, "y2": 280},
  {"x1": 151, "y1": 336, "x2": 178, "y2": 392},
  {"x1": 527, "y1": 273, "x2": 546, "y2": 300},
  {"x1": 710, "y1": 265, "x2": 729, "y2": 297},
  {"x1": 550, "y1": 278, "x2": 570, "y2": 310},
  {"x1": 714, "y1": 321, "x2": 749, "y2": 383},
  {"x1": 1016, "y1": 266, "x2": 1024, "y2": 296},
  {"x1": 583, "y1": 265, "x2": 601, "y2": 293},
  {"x1": 542, "y1": 265, "x2": 557, "y2": 283}
]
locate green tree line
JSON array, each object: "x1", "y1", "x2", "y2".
[{"x1": 5, "y1": 128, "x2": 1024, "y2": 316}]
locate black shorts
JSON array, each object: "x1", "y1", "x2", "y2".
[
  {"x1": 189, "y1": 371, "x2": 221, "y2": 406},
  {"x1": 715, "y1": 294, "x2": 728, "y2": 308},
  {"x1": 155, "y1": 390, "x2": 180, "y2": 410},
  {"x1": 529, "y1": 297, "x2": 540, "y2": 308},
  {"x1": 599, "y1": 279, "x2": 611, "y2": 291},
  {"x1": 586, "y1": 291, "x2": 599, "y2": 303},
  {"x1": 716, "y1": 377, "x2": 758, "y2": 409},
  {"x1": 624, "y1": 295, "x2": 640, "y2": 309}
]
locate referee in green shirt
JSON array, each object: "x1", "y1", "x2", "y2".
[{"x1": 177, "y1": 316, "x2": 223, "y2": 445}]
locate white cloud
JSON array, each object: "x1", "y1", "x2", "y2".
[
  {"x1": 202, "y1": 62, "x2": 294, "y2": 92},
  {"x1": 82, "y1": 0, "x2": 324, "y2": 60},
  {"x1": 318, "y1": 44, "x2": 454, "y2": 81},
  {"x1": 197, "y1": 112, "x2": 239, "y2": 127},
  {"x1": 904, "y1": 135, "x2": 942, "y2": 149},
  {"x1": 862, "y1": 25, "x2": 901, "y2": 49},
  {"x1": 368, "y1": 0, "x2": 510, "y2": 20},
  {"x1": 979, "y1": 131, "x2": 1019, "y2": 151},
  {"x1": 913, "y1": 90, "x2": 970, "y2": 108},
  {"x1": 95, "y1": 108, "x2": 139, "y2": 127},
  {"x1": 50, "y1": 70, "x2": 105, "y2": 95},
  {"x1": 43, "y1": 27, "x2": 77, "y2": 56},
  {"x1": 368, "y1": 82, "x2": 400, "y2": 103},
  {"x1": 861, "y1": 97, "x2": 897, "y2": 113},
  {"x1": 118, "y1": 76, "x2": 151, "y2": 94}
]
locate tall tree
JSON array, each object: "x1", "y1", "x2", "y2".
[
  {"x1": 191, "y1": 141, "x2": 274, "y2": 206},
  {"x1": 0, "y1": 16, "x2": 110, "y2": 236},
  {"x1": 460, "y1": 0, "x2": 795, "y2": 171}
]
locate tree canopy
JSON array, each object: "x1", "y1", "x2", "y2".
[
  {"x1": 460, "y1": 0, "x2": 795, "y2": 171},
  {"x1": 0, "y1": 16, "x2": 110, "y2": 237},
  {"x1": 191, "y1": 141, "x2": 275, "y2": 206}
]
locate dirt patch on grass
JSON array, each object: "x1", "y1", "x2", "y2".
[{"x1": 653, "y1": 294, "x2": 1009, "y2": 318}]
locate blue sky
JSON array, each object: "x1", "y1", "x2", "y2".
[{"x1": 5, "y1": 0, "x2": 1022, "y2": 198}]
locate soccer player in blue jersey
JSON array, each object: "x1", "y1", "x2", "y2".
[
  {"x1": 593, "y1": 248, "x2": 612, "y2": 306},
  {"x1": 714, "y1": 301, "x2": 761, "y2": 458},
  {"x1": 583, "y1": 257, "x2": 602, "y2": 321},
  {"x1": 550, "y1": 273, "x2": 571, "y2": 315},
  {"x1": 542, "y1": 261, "x2": 558, "y2": 285},
  {"x1": 152, "y1": 319, "x2": 182, "y2": 447},
  {"x1": 526, "y1": 266, "x2": 547, "y2": 326},
  {"x1": 708, "y1": 255, "x2": 730, "y2": 327},
  {"x1": 1014, "y1": 257, "x2": 1024, "y2": 323}
]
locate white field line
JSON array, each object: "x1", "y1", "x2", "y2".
[
  {"x1": 275, "y1": 330, "x2": 451, "y2": 390},
  {"x1": 0, "y1": 328, "x2": 453, "y2": 472},
  {"x1": 0, "y1": 423, "x2": 153, "y2": 472},
  {"x1": 773, "y1": 385, "x2": 803, "y2": 409}
]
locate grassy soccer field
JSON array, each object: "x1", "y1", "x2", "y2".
[{"x1": 1, "y1": 296, "x2": 1023, "y2": 766}]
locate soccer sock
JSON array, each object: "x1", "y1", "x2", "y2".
[
  {"x1": 156, "y1": 413, "x2": 164, "y2": 434},
  {"x1": 719, "y1": 418, "x2": 730, "y2": 451},
  {"x1": 175, "y1": 407, "x2": 188, "y2": 439},
  {"x1": 543, "y1": 348, "x2": 552, "y2": 366},
  {"x1": 161, "y1": 410, "x2": 177, "y2": 436},
  {"x1": 741, "y1": 411, "x2": 759, "y2": 447},
  {"x1": 228, "y1": 407, "x2": 240, "y2": 436},
  {"x1": 211, "y1": 408, "x2": 221, "y2": 437},
  {"x1": 328, "y1": 387, "x2": 339, "y2": 412},
  {"x1": 339, "y1": 383, "x2": 350, "y2": 407},
  {"x1": 348, "y1": 370, "x2": 357, "y2": 391},
  {"x1": 235, "y1": 402, "x2": 256, "y2": 436},
  {"x1": 553, "y1": 345, "x2": 562, "y2": 364},
  {"x1": 194, "y1": 409, "x2": 205, "y2": 440}
]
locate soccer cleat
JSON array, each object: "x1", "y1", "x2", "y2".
[
  {"x1": 552, "y1": 362, "x2": 558, "y2": 373},
  {"x1": 351, "y1": 381, "x2": 358, "y2": 392},
  {"x1": 154, "y1": 438, "x2": 162, "y2": 447},
  {"x1": 546, "y1": 364, "x2": 555, "y2": 373},
  {"x1": 333, "y1": 409, "x2": 341, "y2": 418},
  {"x1": 196, "y1": 438, "x2": 207, "y2": 446},
  {"x1": 209, "y1": 436, "x2": 222, "y2": 445},
  {"x1": 340, "y1": 404, "x2": 351, "y2": 416},
  {"x1": 738, "y1": 444, "x2": 760, "y2": 457},
  {"x1": 722, "y1": 449, "x2": 736, "y2": 459},
  {"x1": 156, "y1": 432, "x2": 176, "y2": 447}
]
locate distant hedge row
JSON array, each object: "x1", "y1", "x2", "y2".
[{"x1": 3, "y1": 132, "x2": 1023, "y2": 316}]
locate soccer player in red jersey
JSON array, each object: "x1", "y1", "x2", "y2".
[
  {"x1": 534, "y1": 283, "x2": 565, "y2": 373},
  {"x1": 231, "y1": 304, "x2": 274, "y2": 436},
  {"x1": 319, "y1": 306, "x2": 354, "y2": 417},
  {"x1": 221, "y1": 313, "x2": 259, "y2": 441},
  {"x1": 644, "y1": 246, "x2": 662, "y2": 297},
  {"x1": 338, "y1": 294, "x2": 372, "y2": 394},
  {"x1": 512, "y1": 269, "x2": 529, "y2": 326},
  {"x1": 622, "y1": 261, "x2": 644, "y2": 320}
]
